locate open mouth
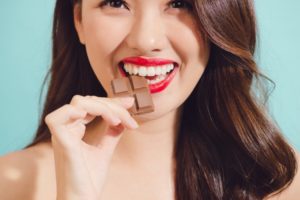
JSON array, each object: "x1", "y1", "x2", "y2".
[
  {"x1": 118, "y1": 62, "x2": 179, "y2": 93},
  {"x1": 118, "y1": 62, "x2": 178, "y2": 84}
]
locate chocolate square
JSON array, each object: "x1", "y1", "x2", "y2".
[
  {"x1": 111, "y1": 76, "x2": 154, "y2": 115},
  {"x1": 111, "y1": 78, "x2": 128, "y2": 94}
]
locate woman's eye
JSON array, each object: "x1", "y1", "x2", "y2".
[
  {"x1": 99, "y1": 0, "x2": 128, "y2": 9},
  {"x1": 98, "y1": 0, "x2": 193, "y2": 11},
  {"x1": 168, "y1": 0, "x2": 193, "y2": 11}
]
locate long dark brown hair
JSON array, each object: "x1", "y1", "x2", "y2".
[{"x1": 25, "y1": 0, "x2": 297, "y2": 199}]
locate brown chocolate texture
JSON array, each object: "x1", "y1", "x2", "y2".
[{"x1": 111, "y1": 76, "x2": 154, "y2": 115}]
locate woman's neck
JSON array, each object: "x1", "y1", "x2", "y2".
[
  {"x1": 115, "y1": 108, "x2": 181, "y2": 170},
  {"x1": 85, "y1": 107, "x2": 182, "y2": 171}
]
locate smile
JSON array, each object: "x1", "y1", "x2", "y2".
[{"x1": 118, "y1": 57, "x2": 179, "y2": 94}]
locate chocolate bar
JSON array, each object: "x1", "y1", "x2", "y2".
[{"x1": 111, "y1": 76, "x2": 154, "y2": 115}]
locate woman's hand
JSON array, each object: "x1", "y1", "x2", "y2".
[{"x1": 45, "y1": 95, "x2": 138, "y2": 200}]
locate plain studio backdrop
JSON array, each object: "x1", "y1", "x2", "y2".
[{"x1": 0, "y1": 1, "x2": 299, "y2": 155}]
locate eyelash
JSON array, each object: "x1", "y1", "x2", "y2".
[{"x1": 99, "y1": 0, "x2": 193, "y2": 11}]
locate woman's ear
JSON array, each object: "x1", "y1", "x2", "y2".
[{"x1": 73, "y1": 3, "x2": 85, "y2": 44}]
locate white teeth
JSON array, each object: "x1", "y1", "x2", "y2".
[
  {"x1": 133, "y1": 66, "x2": 139, "y2": 75},
  {"x1": 155, "y1": 67, "x2": 162, "y2": 75},
  {"x1": 138, "y1": 67, "x2": 147, "y2": 76},
  {"x1": 147, "y1": 67, "x2": 156, "y2": 76},
  {"x1": 146, "y1": 74, "x2": 168, "y2": 84},
  {"x1": 126, "y1": 64, "x2": 132, "y2": 74},
  {"x1": 167, "y1": 64, "x2": 173, "y2": 72},
  {"x1": 123, "y1": 63, "x2": 175, "y2": 76},
  {"x1": 161, "y1": 65, "x2": 167, "y2": 74}
]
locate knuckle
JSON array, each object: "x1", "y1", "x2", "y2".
[
  {"x1": 85, "y1": 95, "x2": 94, "y2": 99},
  {"x1": 44, "y1": 114, "x2": 53, "y2": 125},
  {"x1": 90, "y1": 95, "x2": 98, "y2": 100},
  {"x1": 70, "y1": 95, "x2": 83, "y2": 105},
  {"x1": 90, "y1": 95, "x2": 104, "y2": 102},
  {"x1": 62, "y1": 104, "x2": 78, "y2": 116},
  {"x1": 62, "y1": 104, "x2": 74, "y2": 110}
]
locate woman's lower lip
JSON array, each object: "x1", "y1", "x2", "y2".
[
  {"x1": 118, "y1": 65, "x2": 179, "y2": 94},
  {"x1": 148, "y1": 67, "x2": 178, "y2": 94}
]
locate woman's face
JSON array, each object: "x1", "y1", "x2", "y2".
[{"x1": 74, "y1": 0, "x2": 210, "y2": 121}]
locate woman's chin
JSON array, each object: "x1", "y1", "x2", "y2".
[
  {"x1": 132, "y1": 111, "x2": 162, "y2": 123},
  {"x1": 132, "y1": 104, "x2": 180, "y2": 124}
]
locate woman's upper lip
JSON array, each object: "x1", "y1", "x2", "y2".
[{"x1": 121, "y1": 57, "x2": 177, "y2": 66}]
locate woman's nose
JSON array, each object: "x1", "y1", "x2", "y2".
[{"x1": 125, "y1": 12, "x2": 168, "y2": 53}]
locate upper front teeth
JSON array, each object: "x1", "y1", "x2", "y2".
[{"x1": 123, "y1": 63, "x2": 175, "y2": 76}]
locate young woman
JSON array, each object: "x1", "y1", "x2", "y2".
[{"x1": 0, "y1": 0, "x2": 299, "y2": 199}]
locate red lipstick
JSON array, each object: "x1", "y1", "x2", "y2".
[
  {"x1": 148, "y1": 65, "x2": 179, "y2": 93},
  {"x1": 118, "y1": 56, "x2": 179, "y2": 94},
  {"x1": 122, "y1": 57, "x2": 175, "y2": 66}
]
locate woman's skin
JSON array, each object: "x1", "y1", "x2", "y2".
[{"x1": 0, "y1": 0, "x2": 299, "y2": 199}]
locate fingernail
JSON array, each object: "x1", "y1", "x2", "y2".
[{"x1": 129, "y1": 118, "x2": 139, "y2": 128}]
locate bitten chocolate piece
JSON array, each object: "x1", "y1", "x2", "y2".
[{"x1": 111, "y1": 76, "x2": 154, "y2": 115}]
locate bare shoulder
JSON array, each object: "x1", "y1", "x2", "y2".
[
  {"x1": 0, "y1": 142, "x2": 55, "y2": 200},
  {"x1": 266, "y1": 149, "x2": 300, "y2": 200}
]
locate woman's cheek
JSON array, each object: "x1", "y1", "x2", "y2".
[{"x1": 85, "y1": 15, "x2": 130, "y2": 51}]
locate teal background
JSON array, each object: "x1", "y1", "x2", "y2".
[{"x1": 0, "y1": 1, "x2": 299, "y2": 155}]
